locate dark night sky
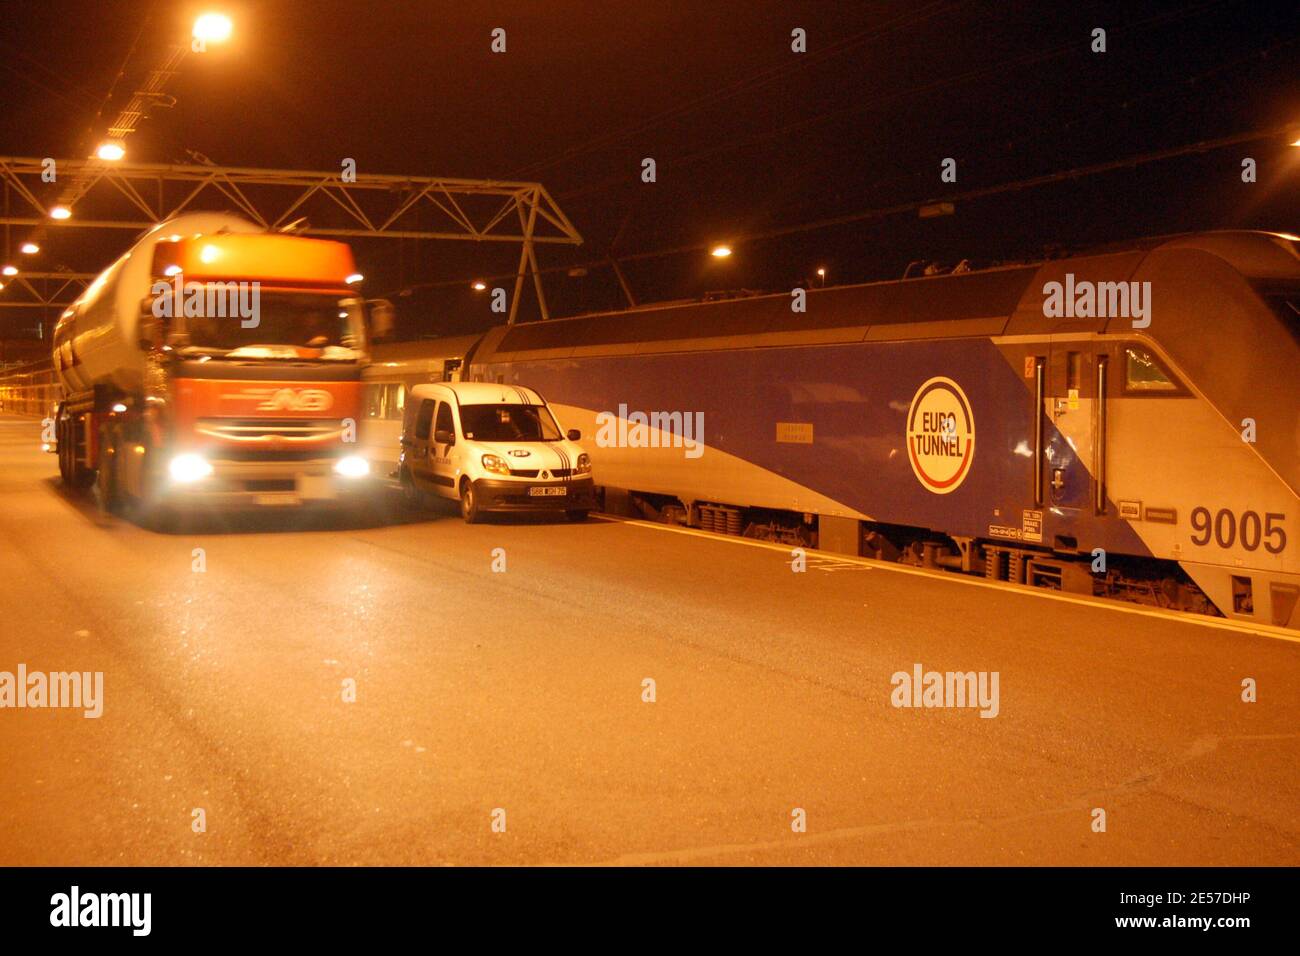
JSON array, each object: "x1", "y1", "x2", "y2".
[{"x1": 2, "y1": 0, "x2": 1298, "y2": 342}]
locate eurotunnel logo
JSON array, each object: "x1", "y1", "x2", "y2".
[{"x1": 905, "y1": 376, "x2": 975, "y2": 495}]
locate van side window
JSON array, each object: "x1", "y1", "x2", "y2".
[
  {"x1": 415, "y1": 399, "x2": 435, "y2": 439},
  {"x1": 364, "y1": 384, "x2": 385, "y2": 418},
  {"x1": 1124, "y1": 346, "x2": 1177, "y2": 392},
  {"x1": 390, "y1": 385, "x2": 405, "y2": 419},
  {"x1": 435, "y1": 401, "x2": 454, "y2": 438}
]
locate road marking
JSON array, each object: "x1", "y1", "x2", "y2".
[{"x1": 593, "y1": 514, "x2": 1300, "y2": 645}]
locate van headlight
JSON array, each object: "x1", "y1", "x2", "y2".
[
  {"x1": 481, "y1": 453, "x2": 511, "y2": 476},
  {"x1": 575, "y1": 453, "x2": 591, "y2": 475},
  {"x1": 169, "y1": 453, "x2": 212, "y2": 483},
  {"x1": 334, "y1": 455, "x2": 370, "y2": 479}
]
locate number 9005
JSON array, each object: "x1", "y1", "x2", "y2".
[{"x1": 1189, "y1": 507, "x2": 1287, "y2": 553}]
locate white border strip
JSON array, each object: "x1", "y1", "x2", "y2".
[{"x1": 593, "y1": 514, "x2": 1300, "y2": 645}]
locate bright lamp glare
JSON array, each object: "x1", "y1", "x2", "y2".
[
  {"x1": 96, "y1": 141, "x2": 126, "y2": 161},
  {"x1": 192, "y1": 13, "x2": 233, "y2": 43},
  {"x1": 49, "y1": 206, "x2": 72, "y2": 220},
  {"x1": 169, "y1": 454, "x2": 212, "y2": 483},
  {"x1": 20, "y1": 242, "x2": 39, "y2": 255},
  {"x1": 1, "y1": 266, "x2": 16, "y2": 277},
  {"x1": 471, "y1": 281, "x2": 487, "y2": 291},
  {"x1": 345, "y1": 273, "x2": 364, "y2": 285},
  {"x1": 710, "y1": 245, "x2": 732, "y2": 258},
  {"x1": 334, "y1": 455, "x2": 370, "y2": 479}
]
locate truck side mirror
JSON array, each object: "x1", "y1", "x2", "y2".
[
  {"x1": 367, "y1": 298, "x2": 396, "y2": 342},
  {"x1": 567, "y1": 429, "x2": 581, "y2": 441},
  {"x1": 434, "y1": 428, "x2": 455, "y2": 445}
]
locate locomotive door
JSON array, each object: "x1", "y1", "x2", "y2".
[{"x1": 1044, "y1": 342, "x2": 1097, "y2": 519}]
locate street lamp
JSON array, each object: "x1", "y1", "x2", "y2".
[
  {"x1": 192, "y1": 13, "x2": 233, "y2": 45},
  {"x1": 471, "y1": 281, "x2": 487, "y2": 291},
  {"x1": 816, "y1": 267, "x2": 826, "y2": 287},
  {"x1": 20, "y1": 243, "x2": 39, "y2": 255},
  {"x1": 1, "y1": 265, "x2": 17, "y2": 277},
  {"x1": 96, "y1": 141, "x2": 126, "y2": 161},
  {"x1": 49, "y1": 206, "x2": 72, "y2": 220},
  {"x1": 710, "y1": 244, "x2": 732, "y2": 258}
]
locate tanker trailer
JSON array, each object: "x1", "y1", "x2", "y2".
[{"x1": 52, "y1": 213, "x2": 375, "y2": 524}]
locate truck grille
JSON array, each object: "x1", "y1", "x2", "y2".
[{"x1": 197, "y1": 418, "x2": 342, "y2": 442}]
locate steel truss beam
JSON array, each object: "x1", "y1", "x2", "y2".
[
  {"x1": 0, "y1": 158, "x2": 582, "y2": 323},
  {"x1": 0, "y1": 273, "x2": 95, "y2": 310}
]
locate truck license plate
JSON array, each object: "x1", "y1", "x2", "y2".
[
  {"x1": 298, "y1": 475, "x2": 336, "y2": 500},
  {"x1": 528, "y1": 486, "x2": 566, "y2": 497},
  {"x1": 255, "y1": 492, "x2": 302, "y2": 506}
]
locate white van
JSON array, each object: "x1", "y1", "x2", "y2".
[{"x1": 399, "y1": 382, "x2": 596, "y2": 522}]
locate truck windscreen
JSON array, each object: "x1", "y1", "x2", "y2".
[{"x1": 176, "y1": 292, "x2": 365, "y2": 359}]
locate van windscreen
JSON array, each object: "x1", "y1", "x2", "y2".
[{"x1": 460, "y1": 404, "x2": 562, "y2": 442}]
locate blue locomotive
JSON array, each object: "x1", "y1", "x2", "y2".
[{"x1": 385, "y1": 231, "x2": 1300, "y2": 629}]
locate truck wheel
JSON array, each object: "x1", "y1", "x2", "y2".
[
  {"x1": 68, "y1": 414, "x2": 94, "y2": 489},
  {"x1": 460, "y1": 480, "x2": 482, "y2": 524},
  {"x1": 93, "y1": 426, "x2": 121, "y2": 515},
  {"x1": 400, "y1": 467, "x2": 425, "y2": 509},
  {"x1": 56, "y1": 416, "x2": 71, "y2": 484},
  {"x1": 566, "y1": 510, "x2": 589, "y2": 522},
  {"x1": 131, "y1": 448, "x2": 172, "y2": 532}
]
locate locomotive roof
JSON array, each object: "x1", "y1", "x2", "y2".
[{"x1": 474, "y1": 230, "x2": 1298, "y2": 361}]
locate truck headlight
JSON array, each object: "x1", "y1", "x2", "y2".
[
  {"x1": 481, "y1": 453, "x2": 511, "y2": 476},
  {"x1": 169, "y1": 453, "x2": 212, "y2": 483},
  {"x1": 575, "y1": 453, "x2": 591, "y2": 474},
  {"x1": 334, "y1": 455, "x2": 370, "y2": 478}
]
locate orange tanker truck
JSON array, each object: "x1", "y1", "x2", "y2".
[{"x1": 52, "y1": 212, "x2": 376, "y2": 524}]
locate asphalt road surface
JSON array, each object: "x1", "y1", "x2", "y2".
[{"x1": 1, "y1": 414, "x2": 1296, "y2": 865}]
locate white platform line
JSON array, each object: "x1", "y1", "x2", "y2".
[{"x1": 593, "y1": 514, "x2": 1300, "y2": 645}]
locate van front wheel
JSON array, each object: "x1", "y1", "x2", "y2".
[{"x1": 460, "y1": 480, "x2": 482, "y2": 524}]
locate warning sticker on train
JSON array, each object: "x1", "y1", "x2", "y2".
[{"x1": 905, "y1": 376, "x2": 975, "y2": 494}]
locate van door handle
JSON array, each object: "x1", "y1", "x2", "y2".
[{"x1": 1051, "y1": 468, "x2": 1065, "y2": 491}]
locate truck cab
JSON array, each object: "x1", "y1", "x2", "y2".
[{"x1": 399, "y1": 382, "x2": 595, "y2": 522}]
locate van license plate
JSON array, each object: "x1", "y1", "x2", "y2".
[{"x1": 528, "y1": 486, "x2": 566, "y2": 497}]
